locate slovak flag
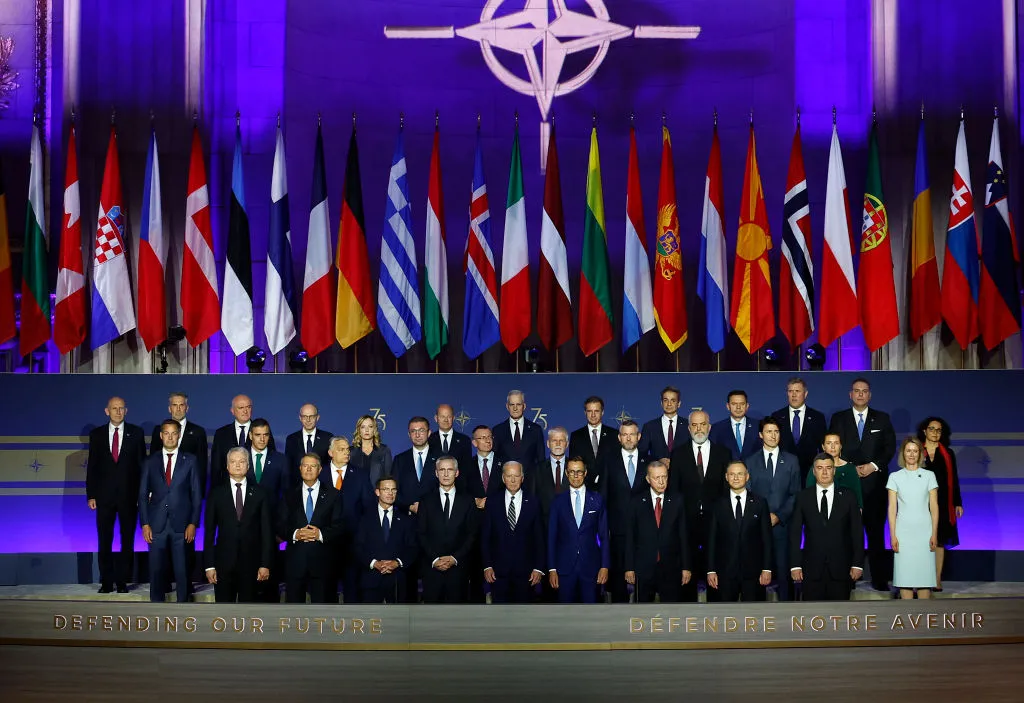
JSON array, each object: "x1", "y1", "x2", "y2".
[
  {"x1": 90, "y1": 127, "x2": 136, "y2": 349},
  {"x1": 940, "y1": 118, "x2": 980, "y2": 349}
]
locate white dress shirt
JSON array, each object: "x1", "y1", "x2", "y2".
[
  {"x1": 649, "y1": 488, "x2": 665, "y2": 506},
  {"x1": 294, "y1": 482, "x2": 324, "y2": 542},
  {"x1": 251, "y1": 448, "x2": 267, "y2": 472},
  {"x1": 662, "y1": 414, "x2": 679, "y2": 444},
  {"x1": 815, "y1": 483, "x2": 835, "y2": 518},
  {"x1": 369, "y1": 504, "x2": 403, "y2": 569},
  {"x1": 730, "y1": 488, "x2": 748, "y2": 517},
  {"x1": 162, "y1": 449, "x2": 179, "y2": 480},
  {"x1": 691, "y1": 440, "x2": 709, "y2": 475},
  {"x1": 620, "y1": 448, "x2": 638, "y2": 478},
  {"x1": 234, "y1": 421, "x2": 249, "y2": 444},
  {"x1": 108, "y1": 422, "x2": 123, "y2": 452},
  {"x1": 304, "y1": 430, "x2": 317, "y2": 449},
  {"x1": 762, "y1": 447, "x2": 778, "y2": 475},
  {"x1": 329, "y1": 463, "x2": 348, "y2": 488},
  {"x1": 438, "y1": 431, "x2": 453, "y2": 451},
  {"x1": 508, "y1": 417, "x2": 523, "y2": 437},
  {"x1": 788, "y1": 405, "x2": 806, "y2": 434},
  {"x1": 504, "y1": 490, "x2": 521, "y2": 526}
]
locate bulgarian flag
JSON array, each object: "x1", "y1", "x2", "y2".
[{"x1": 20, "y1": 122, "x2": 50, "y2": 357}]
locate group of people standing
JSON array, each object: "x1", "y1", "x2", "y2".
[{"x1": 84, "y1": 376, "x2": 963, "y2": 604}]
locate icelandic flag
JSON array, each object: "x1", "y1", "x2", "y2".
[
  {"x1": 940, "y1": 118, "x2": 980, "y2": 349},
  {"x1": 265, "y1": 124, "x2": 297, "y2": 355},
  {"x1": 462, "y1": 135, "x2": 500, "y2": 360},
  {"x1": 377, "y1": 128, "x2": 422, "y2": 357},
  {"x1": 91, "y1": 127, "x2": 136, "y2": 349},
  {"x1": 137, "y1": 128, "x2": 166, "y2": 351}
]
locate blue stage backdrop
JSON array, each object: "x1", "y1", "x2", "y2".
[{"x1": 0, "y1": 371, "x2": 1021, "y2": 572}]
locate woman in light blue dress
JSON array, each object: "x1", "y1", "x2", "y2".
[{"x1": 886, "y1": 437, "x2": 939, "y2": 599}]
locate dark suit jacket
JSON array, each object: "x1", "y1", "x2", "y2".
[
  {"x1": 828, "y1": 408, "x2": 897, "y2": 498},
  {"x1": 138, "y1": 451, "x2": 202, "y2": 533},
  {"x1": 285, "y1": 428, "x2": 334, "y2": 482},
  {"x1": 599, "y1": 451, "x2": 650, "y2": 536},
  {"x1": 277, "y1": 483, "x2": 343, "y2": 577},
  {"x1": 568, "y1": 424, "x2": 617, "y2": 481},
  {"x1": 668, "y1": 440, "x2": 730, "y2": 534},
  {"x1": 150, "y1": 420, "x2": 208, "y2": 493},
  {"x1": 249, "y1": 449, "x2": 290, "y2": 508},
  {"x1": 624, "y1": 491, "x2": 691, "y2": 579},
  {"x1": 547, "y1": 488, "x2": 610, "y2": 577},
  {"x1": 354, "y1": 506, "x2": 417, "y2": 587},
  {"x1": 789, "y1": 486, "x2": 864, "y2": 580},
  {"x1": 637, "y1": 416, "x2": 682, "y2": 462},
  {"x1": 773, "y1": 405, "x2": 828, "y2": 480},
  {"x1": 393, "y1": 446, "x2": 442, "y2": 513},
  {"x1": 746, "y1": 449, "x2": 800, "y2": 525},
  {"x1": 707, "y1": 492, "x2": 773, "y2": 580},
  {"x1": 492, "y1": 417, "x2": 545, "y2": 470},
  {"x1": 416, "y1": 489, "x2": 479, "y2": 569},
  {"x1": 319, "y1": 464, "x2": 375, "y2": 535},
  {"x1": 210, "y1": 422, "x2": 277, "y2": 494},
  {"x1": 428, "y1": 430, "x2": 473, "y2": 475},
  {"x1": 463, "y1": 454, "x2": 504, "y2": 500},
  {"x1": 203, "y1": 481, "x2": 274, "y2": 573},
  {"x1": 710, "y1": 417, "x2": 762, "y2": 461},
  {"x1": 86, "y1": 423, "x2": 146, "y2": 505},
  {"x1": 481, "y1": 491, "x2": 545, "y2": 578}
]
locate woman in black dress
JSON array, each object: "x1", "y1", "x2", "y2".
[
  {"x1": 350, "y1": 414, "x2": 392, "y2": 489},
  {"x1": 916, "y1": 416, "x2": 964, "y2": 591}
]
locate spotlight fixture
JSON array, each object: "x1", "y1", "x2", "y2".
[
  {"x1": 245, "y1": 346, "x2": 267, "y2": 373},
  {"x1": 805, "y1": 343, "x2": 826, "y2": 371},
  {"x1": 155, "y1": 326, "x2": 188, "y2": 374},
  {"x1": 524, "y1": 346, "x2": 541, "y2": 373},
  {"x1": 289, "y1": 349, "x2": 310, "y2": 373},
  {"x1": 763, "y1": 345, "x2": 781, "y2": 370},
  {"x1": 167, "y1": 325, "x2": 187, "y2": 344}
]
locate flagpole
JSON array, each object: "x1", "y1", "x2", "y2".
[
  {"x1": 636, "y1": 345, "x2": 640, "y2": 373},
  {"x1": 354, "y1": 344, "x2": 358, "y2": 374},
  {"x1": 595, "y1": 350, "x2": 600, "y2": 373},
  {"x1": 715, "y1": 352, "x2": 720, "y2": 372},
  {"x1": 556, "y1": 349, "x2": 560, "y2": 372},
  {"x1": 837, "y1": 338, "x2": 843, "y2": 370},
  {"x1": 795, "y1": 344, "x2": 802, "y2": 371}
]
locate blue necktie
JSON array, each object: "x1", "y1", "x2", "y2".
[
  {"x1": 574, "y1": 490, "x2": 582, "y2": 528},
  {"x1": 792, "y1": 410, "x2": 802, "y2": 444},
  {"x1": 382, "y1": 509, "x2": 391, "y2": 542},
  {"x1": 734, "y1": 422, "x2": 743, "y2": 452},
  {"x1": 766, "y1": 452, "x2": 774, "y2": 477},
  {"x1": 305, "y1": 487, "x2": 314, "y2": 523},
  {"x1": 626, "y1": 454, "x2": 636, "y2": 485},
  {"x1": 416, "y1": 452, "x2": 424, "y2": 480},
  {"x1": 857, "y1": 413, "x2": 865, "y2": 441}
]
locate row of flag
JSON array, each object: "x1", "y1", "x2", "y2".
[{"x1": 0, "y1": 114, "x2": 1020, "y2": 363}]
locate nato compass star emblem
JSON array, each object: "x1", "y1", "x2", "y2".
[
  {"x1": 385, "y1": 0, "x2": 700, "y2": 169},
  {"x1": 454, "y1": 408, "x2": 473, "y2": 432},
  {"x1": 29, "y1": 456, "x2": 43, "y2": 473},
  {"x1": 614, "y1": 407, "x2": 632, "y2": 426}
]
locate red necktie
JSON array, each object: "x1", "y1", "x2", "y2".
[
  {"x1": 111, "y1": 427, "x2": 120, "y2": 462},
  {"x1": 165, "y1": 452, "x2": 173, "y2": 486},
  {"x1": 667, "y1": 419, "x2": 675, "y2": 451},
  {"x1": 655, "y1": 496, "x2": 663, "y2": 527},
  {"x1": 513, "y1": 421, "x2": 522, "y2": 445},
  {"x1": 697, "y1": 445, "x2": 704, "y2": 476}
]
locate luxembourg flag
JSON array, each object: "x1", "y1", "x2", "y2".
[
  {"x1": 136, "y1": 128, "x2": 166, "y2": 351},
  {"x1": 90, "y1": 127, "x2": 136, "y2": 349},
  {"x1": 623, "y1": 126, "x2": 654, "y2": 352},
  {"x1": 697, "y1": 123, "x2": 730, "y2": 353}
]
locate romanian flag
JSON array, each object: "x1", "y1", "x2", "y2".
[
  {"x1": 909, "y1": 117, "x2": 941, "y2": 341},
  {"x1": 336, "y1": 126, "x2": 375, "y2": 348},
  {"x1": 729, "y1": 125, "x2": 774, "y2": 353},
  {"x1": 578, "y1": 126, "x2": 613, "y2": 357}
]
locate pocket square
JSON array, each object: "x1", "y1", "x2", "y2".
[
  {"x1": 870, "y1": 429, "x2": 880, "y2": 433},
  {"x1": 587, "y1": 510, "x2": 597, "y2": 514}
]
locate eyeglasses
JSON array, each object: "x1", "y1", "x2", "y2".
[
  {"x1": 926, "y1": 426, "x2": 942, "y2": 432},
  {"x1": 409, "y1": 428, "x2": 429, "y2": 435},
  {"x1": 300, "y1": 414, "x2": 318, "y2": 420}
]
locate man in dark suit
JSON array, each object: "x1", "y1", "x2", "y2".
[
  {"x1": 417, "y1": 456, "x2": 480, "y2": 603},
  {"x1": 355, "y1": 476, "x2": 417, "y2": 603},
  {"x1": 828, "y1": 376, "x2": 896, "y2": 591},
  {"x1": 790, "y1": 453, "x2": 865, "y2": 600},
  {"x1": 321, "y1": 436, "x2": 374, "y2": 603},
  {"x1": 773, "y1": 376, "x2": 828, "y2": 485},
  {"x1": 284, "y1": 403, "x2": 333, "y2": 483},
  {"x1": 706, "y1": 461, "x2": 773, "y2": 601},
  {"x1": 139, "y1": 419, "x2": 202, "y2": 602},
  {"x1": 393, "y1": 416, "x2": 441, "y2": 517},
  {"x1": 429, "y1": 404, "x2": 473, "y2": 475},
  {"x1": 599, "y1": 419, "x2": 649, "y2": 602},
  {"x1": 669, "y1": 409, "x2": 730, "y2": 602},
  {"x1": 481, "y1": 462, "x2": 545, "y2": 603},
  {"x1": 710, "y1": 390, "x2": 761, "y2": 461},
  {"x1": 465, "y1": 425, "x2": 503, "y2": 509},
  {"x1": 87, "y1": 396, "x2": 147, "y2": 593},
  {"x1": 492, "y1": 390, "x2": 545, "y2": 470},
  {"x1": 210, "y1": 394, "x2": 276, "y2": 495},
  {"x1": 568, "y1": 395, "x2": 617, "y2": 484},
  {"x1": 624, "y1": 461, "x2": 691, "y2": 603},
  {"x1": 534, "y1": 426, "x2": 570, "y2": 527},
  {"x1": 548, "y1": 458, "x2": 610, "y2": 603},
  {"x1": 637, "y1": 385, "x2": 683, "y2": 465},
  {"x1": 203, "y1": 447, "x2": 274, "y2": 603},
  {"x1": 746, "y1": 416, "x2": 801, "y2": 601},
  {"x1": 277, "y1": 453, "x2": 344, "y2": 603},
  {"x1": 248, "y1": 419, "x2": 289, "y2": 505}
]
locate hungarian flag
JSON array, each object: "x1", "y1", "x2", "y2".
[
  {"x1": 424, "y1": 126, "x2": 450, "y2": 360},
  {"x1": 463, "y1": 134, "x2": 500, "y2": 360},
  {"x1": 301, "y1": 122, "x2": 335, "y2": 357},
  {"x1": 181, "y1": 125, "x2": 220, "y2": 347},
  {"x1": 20, "y1": 122, "x2": 50, "y2": 357},
  {"x1": 979, "y1": 115, "x2": 1021, "y2": 349},
  {"x1": 656, "y1": 125, "x2": 689, "y2": 352},
  {"x1": 0, "y1": 157, "x2": 17, "y2": 344},
  {"x1": 778, "y1": 125, "x2": 814, "y2": 348},
  {"x1": 941, "y1": 118, "x2": 980, "y2": 349},
  {"x1": 137, "y1": 127, "x2": 167, "y2": 351},
  {"x1": 579, "y1": 126, "x2": 613, "y2": 357},
  {"x1": 909, "y1": 117, "x2": 941, "y2": 341},
  {"x1": 622, "y1": 126, "x2": 654, "y2": 352},
  {"x1": 857, "y1": 123, "x2": 899, "y2": 352},
  {"x1": 729, "y1": 125, "x2": 774, "y2": 353},
  {"x1": 819, "y1": 123, "x2": 858, "y2": 348},
  {"x1": 697, "y1": 123, "x2": 727, "y2": 353},
  {"x1": 221, "y1": 124, "x2": 254, "y2": 356},
  {"x1": 537, "y1": 123, "x2": 573, "y2": 351},
  {"x1": 336, "y1": 126, "x2": 375, "y2": 349},
  {"x1": 499, "y1": 124, "x2": 531, "y2": 353}
]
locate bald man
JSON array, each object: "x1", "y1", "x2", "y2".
[
  {"x1": 210, "y1": 395, "x2": 276, "y2": 495},
  {"x1": 285, "y1": 403, "x2": 334, "y2": 482}
]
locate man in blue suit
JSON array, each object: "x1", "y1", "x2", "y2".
[
  {"x1": 248, "y1": 418, "x2": 289, "y2": 603},
  {"x1": 355, "y1": 477, "x2": 417, "y2": 603},
  {"x1": 139, "y1": 419, "x2": 202, "y2": 602},
  {"x1": 482, "y1": 461, "x2": 545, "y2": 603},
  {"x1": 710, "y1": 390, "x2": 761, "y2": 461},
  {"x1": 746, "y1": 416, "x2": 801, "y2": 601},
  {"x1": 548, "y1": 458, "x2": 609, "y2": 603}
]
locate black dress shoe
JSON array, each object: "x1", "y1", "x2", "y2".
[
  {"x1": 116, "y1": 584, "x2": 129, "y2": 594},
  {"x1": 98, "y1": 584, "x2": 114, "y2": 594}
]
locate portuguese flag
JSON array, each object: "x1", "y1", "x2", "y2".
[{"x1": 857, "y1": 123, "x2": 899, "y2": 352}]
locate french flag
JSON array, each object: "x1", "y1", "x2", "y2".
[{"x1": 137, "y1": 128, "x2": 166, "y2": 351}]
